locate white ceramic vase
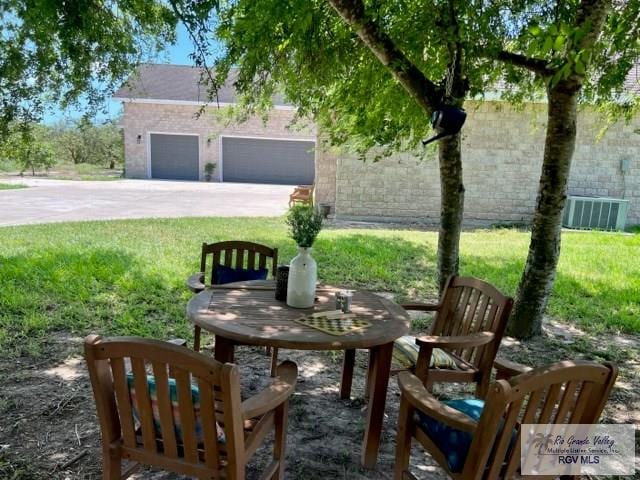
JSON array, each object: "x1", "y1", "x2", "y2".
[{"x1": 286, "y1": 246, "x2": 317, "y2": 308}]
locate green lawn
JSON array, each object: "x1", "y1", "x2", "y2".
[
  {"x1": 0, "y1": 183, "x2": 26, "y2": 190},
  {"x1": 0, "y1": 218, "x2": 637, "y2": 357},
  {"x1": 0, "y1": 162, "x2": 122, "y2": 181}
]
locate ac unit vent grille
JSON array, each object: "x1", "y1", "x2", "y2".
[{"x1": 563, "y1": 196, "x2": 629, "y2": 231}]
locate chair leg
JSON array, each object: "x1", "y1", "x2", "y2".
[
  {"x1": 270, "y1": 348, "x2": 279, "y2": 377},
  {"x1": 193, "y1": 325, "x2": 202, "y2": 352},
  {"x1": 394, "y1": 396, "x2": 414, "y2": 480},
  {"x1": 340, "y1": 349, "x2": 356, "y2": 399},
  {"x1": 104, "y1": 448, "x2": 122, "y2": 479},
  {"x1": 273, "y1": 401, "x2": 289, "y2": 480}
]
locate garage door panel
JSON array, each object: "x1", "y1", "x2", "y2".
[
  {"x1": 150, "y1": 134, "x2": 199, "y2": 181},
  {"x1": 222, "y1": 137, "x2": 315, "y2": 185}
]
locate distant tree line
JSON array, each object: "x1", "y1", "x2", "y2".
[{"x1": 0, "y1": 119, "x2": 123, "y2": 176}]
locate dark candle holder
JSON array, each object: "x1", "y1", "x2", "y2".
[{"x1": 275, "y1": 265, "x2": 290, "y2": 301}]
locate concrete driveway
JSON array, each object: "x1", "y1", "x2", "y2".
[{"x1": 0, "y1": 178, "x2": 291, "y2": 226}]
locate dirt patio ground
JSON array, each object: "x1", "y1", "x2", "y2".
[{"x1": 1, "y1": 318, "x2": 638, "y2": 480}]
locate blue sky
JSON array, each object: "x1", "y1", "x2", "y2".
[{"x1": 44, "y1": 24, "x2": 208, "y2": 124}]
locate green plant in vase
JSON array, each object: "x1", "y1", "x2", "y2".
[{"x1": 285, "y1": 205, "x2": 323, "y2": 308}]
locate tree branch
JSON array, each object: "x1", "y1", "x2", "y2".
[
  {"x1": 327, "y1": 0, "x2": 442, "y2": 113},
  {"x1": 493, "y1": 50, "x2": 554, "y2": 76}
]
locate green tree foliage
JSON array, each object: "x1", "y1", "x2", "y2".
[
  {"x1": 0, "y1": 0, "x2": 178, "y2": 134},
  {"x1": 174, "y1": 0, "x2": 519, "y2": 291},
  {"x1": 54, "y1": 119, "x2": 124, "y2": 168},
  {"x1": 0, "y1": 125, "x2": 55, "y2": 175},
  {"x1": 479, "y1": 0, "x2": 639, "y2": 338}
]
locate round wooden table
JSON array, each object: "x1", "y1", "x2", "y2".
[{"x1": 186, "y1": 280, "x2": 410, "y2": 468}]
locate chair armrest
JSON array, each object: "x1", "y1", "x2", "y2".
[
  {"x1": 400, "y1": 303, "x2": 441, "y2": 312},
  {"x1": 241, "y1": 361, "x2": 298, "y2": 420},
  {"x1": 398, "y1": 371, "x2": 477, "y2": 433},
  {"x1": 186, "y1": 272, "x2": 206, "y2": 293},
  {"x1": 494, "y1": 357, "x2": 532, "y2": 380},
  {"x1": 415, "y1": 332, "x2": 495, "y2": 349}
]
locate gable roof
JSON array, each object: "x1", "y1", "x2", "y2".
[{"x1": 113, "y1": 64, "x2": 290, "y2": 106}]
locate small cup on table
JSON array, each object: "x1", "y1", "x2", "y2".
[
  {"x1": 335, "y1": 290, "x2": 354, "y2": 313},
  {"x1": 275, "y1": 265, "x2": 290, "y2": 301}
]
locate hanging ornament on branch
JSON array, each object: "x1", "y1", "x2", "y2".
[{"x1": 422, "y1": 51, "x2": 467, "y2": 146}]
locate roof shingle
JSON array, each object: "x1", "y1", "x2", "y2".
[{"x1": 114, "y1": 64, "x2": 289, "y2": 105}]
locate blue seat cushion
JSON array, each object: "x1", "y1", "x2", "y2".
[
  {"x1": 417, "y1": 398, "x2": 484, "y2": 473},
  {"x1": 214, "y1": 265, "x2": 268, "y2": 284},
  {"x1": 127, "y1": 373, "x2": 226, "y2": 444}
]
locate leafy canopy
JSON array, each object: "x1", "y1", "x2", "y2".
[
  {"x1": 0, "y1": 0, "x2": 178, "y2": 133},
  {"x1": 178, "y1": 0, "x2": 638, "y2": 153},
  {"x1": 181, "y1": 0, "x2": 515, "y2": 157}
]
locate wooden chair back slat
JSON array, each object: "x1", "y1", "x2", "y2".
[
  {"x1": 109, "y1": 357, "x2": 137, "y2": 448},
  {"x1": 173, "y1": 368, "x2": 199, "y2": 463},
  {"x1": 235, "y1": 249, "x2": 245, "y2": 270},
  {"x1": 211, "y1": 251, "x2": 222, "y2": 285},
  {"x1": 131, "y1": 358, "x2": 157, "y2": 452},
  {"x1": 537, "y1": 383, "x2": 563, "y2": 424},
  {"x1": 247, "y1": 250, "x2": 256, "y2": 270},
  {"x1": 200, "y1": 242, "x2": 208, "y2": 273},
  {"x1": 459, "y1": 289, "x2": 480, "y2": 337},
  {"x1": 151, "y1": 361, "x2": 178, "y2": 458},
  {"x1": 554, "y1": 381, "x2": 579, "y2": 424},
  {"x1": 485, "y1": 396, "x2": 523, "y2": 479},
  {"x1": 569, "y1": 382, "x2": 594, "y2": 423},
  {"x1": 223, "y1": 249, "x2": 233, "y2": 267},
  {"x1": 198, "y1": 377, "x2": 221, "y2": 472},
  {"x1": 258, "y1": 253, "x2": 267, "y2": 270}
]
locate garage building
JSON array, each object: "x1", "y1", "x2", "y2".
[{"x1": 114, "y1": 64, "x2": 316, "y2": 186}]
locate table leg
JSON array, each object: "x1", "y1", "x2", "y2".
[
  {"x1": 214, "y1": 336, "x2": 235, "y2": 363},
  {"x1": 340, "y1": 349, "x2": 356, "y2": 400},
  {"x1": 361, "y1": 342, "x2": 393, "y2": 469},
  {"x1": 364, "y1": 348, "x2": 376, "y2": 401}
]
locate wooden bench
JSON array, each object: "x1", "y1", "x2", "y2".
[{"x1": 288, "y1": 185, "x2": 313, "y2": 207}]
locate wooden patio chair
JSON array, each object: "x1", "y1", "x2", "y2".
[
  {"x1": 186, "y1": 241, "x2": 280, "y2": 375},
  {"x1": 85, "y1": 335, "x2": 298, "y2": 480},
  {"x1": 394, "y1": 359, "x2": 618, "y2": 479},
  {"x1": 341, "y1": 276, "x2": 513, "y2": 400},
  {"x1": 288, "y1": 185, "x2": 313, "y2": 207}
]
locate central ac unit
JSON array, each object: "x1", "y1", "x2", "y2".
[{"x1": 562, "y1": 196, "x2": 629, "y2": 231}]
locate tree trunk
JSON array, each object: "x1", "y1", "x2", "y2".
[
  {"x1": 508, "y1": 85, "x2": 579, "y2": 338},
  {"x1": 437, "y1": 132, "x2": 464, "y2": 292}
]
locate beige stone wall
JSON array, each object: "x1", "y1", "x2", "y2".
[
  {"x1": 122, "y1": 102, "x2": 316, "y2": 181},
  {"x1": 330, "y1": 101, "x2": 640, "y2": 226},
  {"x1": 123, "y1": 100, "x2": 639, "y2": 226}
]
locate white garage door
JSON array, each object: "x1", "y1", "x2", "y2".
[
  {"x1": 222, "y1": 137, "x2": 315, "y2": 185},
  {"x1": 150, "y1": 134, "x2": 199, "y2": 181}
]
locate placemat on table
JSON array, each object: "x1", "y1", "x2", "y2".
[{"x1": 294, "y1": 310, "x2": 371, "y2": 336}]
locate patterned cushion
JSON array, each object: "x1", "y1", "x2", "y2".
[
  {"x1": 214, "y1": 265, "x2": 268, "y2": 284},
  {"x1": 127, "y1": 373, "x2": 226, "y2": 444},
  {"x1": 393, "y1": 335, "x2": 457, "y2": 369},
  {"x1": 417, "y1": 398, "x2": 484, "y2": 473}
]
